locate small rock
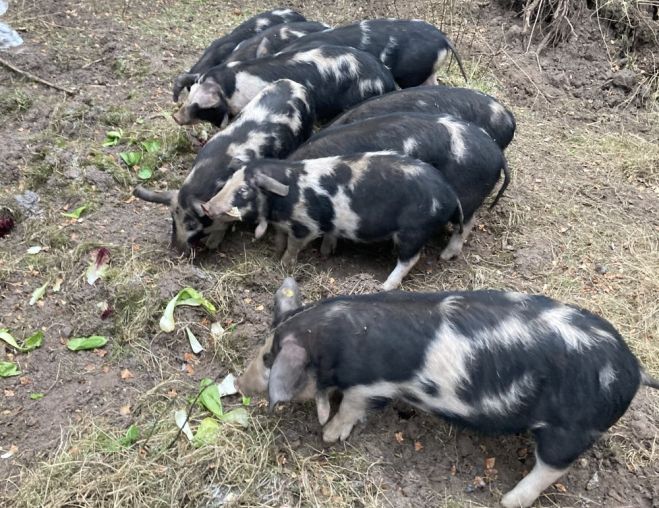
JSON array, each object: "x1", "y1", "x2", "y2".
[
  {"x1": 84, "y1": 168, "x2": 115, "y2": 191},
  {"x1": 595, "y1": 264, "x2": 608, "y2": 275},
  {"x1": 586, "y1": 471, "x2": 599, "y2": 491},
  {"x1": 505, "y1": 24, "x2": 523, "y2": 42},
  {"x1": 610, "y1": 69, "x2": 638, "y2": 91},
  {"x1": 65, "y1": 167, "x2": 81, "y2": 179},
  {"x1": 15, "y1": 191, "x2": 41, "y2": 215}
]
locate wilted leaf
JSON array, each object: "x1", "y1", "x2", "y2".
[
  {"x1": 414, "y1": 441, "x2": 424, "y2": 452},
  {"x1": 119, "y1": 404, "x2": 131, "y2": 415},
  {"x1": 26, "y1": 246, "x2": 42, "y2": 255},
  {"x1": 52, "y1": 277, "x2": 64, "y2": 293},
  {"x1": 86, "y1": 247, "x2": 110, "y2": 285},
  {"x1": 137, "y1": 166, "x2": 153, "y2": 180},
  {"x1": 0, "y1": 361, "x2": 21, "y2": 377},
  {"x1": 29, "y1": 281, "x2": 48, "y2": 305},
  {"x1": 193, "y1": 417, "x2": 220, "y2": 447},
  {"x1": 219, "y1": 408, "x2": 249, "y2": 427},
  {"x1": 4, "y1": 389, "x2": 15, "y2": 397},
  {"x1": 22, "y1": 331, "x2": 44, "y2": 352},
  {"x1": 217, "y1": 373, "x2": 238, "y2": 397},
  {"x1": 120, "y1": 369, "x2": 134, "y2": 380},
  {"x1": 394, "y1": 432, "x2": 404, "y2": 443},
  {"x1": 30, "y1": 393, "x2": 44, "y2": 400},
  {"x1": 120, "y1": 151, "x2": 142, "y2": 167},
  {"x1": 160, "y1": 288, "x2": 216, "y2": 333},
  {"x1": 485, "y1": 457, "x2": 496, "y2": 470},
  {"x1": 174, "y1": 409, "x2": 194, "y2": 441},
  {"x1": 554, "y1": 483, "x2": 568, "y2": 493},
  {"x1": 198, "y1": 378, "x2": 223, "y2": 418},
  {"x1": 102, "y1": 129, "x2": 123, "y2": 147},
  {"x1": 141, "y1": 140, "x2": 161, "y2": 153},
  {"x1": 61, "y1": 205, "x2": 88, "y2": 219},
  {"x1": 185, "y1": 327, "x2": 204, "y2": 354},
  {"x1": 67, "y1": 336, "x2": 108, "y2": 351},
  {"x1": 0, "y1": 329, "x2": 21, "y2": 350}
]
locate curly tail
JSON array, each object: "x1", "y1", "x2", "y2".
[
  {"x1": 489, "y1": 158, "x2": 511, "y2": 210},
  {"x1": 641, "y1": 370, "x2": 659, "y2": 390}
]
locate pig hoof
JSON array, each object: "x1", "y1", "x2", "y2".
[
  {"x1": 500, "y1": 491, "x2": 533, "y2": 508},
  {"x1": 322, "y1": 419, "x2": 354, "y2": 443},
  {"x1": 439, "y1": 247, "x2": 460, "y2": 261},
  {"x1": 380, "y1": 281, "x2": 398, "y2": 292}
]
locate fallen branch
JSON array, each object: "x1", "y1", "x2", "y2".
[{"x1": 0, "y1": 56, "x2": 76, "y2": 95}]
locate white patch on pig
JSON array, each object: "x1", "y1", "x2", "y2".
[
  {"x1": 379, "y1": 36, "x2": 398, "y2": 65},
  {"x1": 382, "y1": 253, "x2": 422, "y2": 290},
  {"x1": 226, "y1": 61, "x2": 241, "y2": 68},
  {"x1": 285, "y1": 28, "x2": 306, "y2": 39},
  {"x1": 237, "y1": 103, "x2": 271, "y2": 123},
  {"x1": 271, "y1": 9, "x2": 294, "y2": 16},
  {"x1": 291, "y1": 48, "x2": 360, "y2": 82},
  {"x1": 402, "y1": 137, "x2": 418, "y2": 155},
  {"x1": 332, "y1": 188, "x2": 360, "y2": 239},
  {"x1": 416, "y1": 99, "x2": 428, "y2": 108},
  {"x1": 438, "y1": 295, "x2": 463, "y2": 317},
  {"x1": 417, "y1": 321, "x2": 475, "y2": 417},
  {"x1": 231, "y1": 72, "x2": 270, "y2": 112},
  {"x1": 539, "y1": 306, "x2": 612, "y2": 350},
  {"x1": 489, "y1": 100, "x2": 507, "y2": 123},
  {"x1": 473, "y1": 315, "x2": 530, "y2": 349},
  {"x1": 227, "y1": 131, "x2": 272, "y2": 160},
  {"x1": 434, "y1": 48, "x2": 449, "y2": 69},
  {"x1": 437, "y1": 116, "x2": 467, "y2": 162},
  {"x1": 187, "y1": 82, "x2": 220, "y2": 109},
  {"x1": 599, "y1": 362, "x2": 616, "y2": 390},
  {"x1": 358, "y1": 78, "x2": 385, "y2": 97},
  {"x1": 440, "y1": 216, "x2": 476, "y2": 260},
  {"x1": 430, "y1": 198, "x2": 441, "y2": 213},
  {"x1": 206, "y1": 167, "x2": 247, "y2": 217},
  {"x1": 479, "y1": 373, "x2": 536, "y2": 416},
  {"x1": 255, "y1": 18, "x2": 272, "y2": 30},
  {"x1": 505, "y1": 292, "x2": 532, "y2": 304},
  {"x1": 359, "y1": 21, "x2": 371, "y2": 46}
]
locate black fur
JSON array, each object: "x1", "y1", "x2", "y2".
[
  {"x1": 226, "y1": 21, "x2": 329, "y2": 63},
  {"x1": 173, "y1": 9, "x2": 305, "y2": 100},
  {"x1": 290, "y1": 112, "x2": 509, "y2": 219},
  {"x1": 330, "y1": 85, "x2": 516, "y2": 149},
  {"x1": 267, "y1": 289, "x2": 651, "y2": 469},
  {"x1": 282, "y1": 19, "x2": 467, "y2": 87},
  {"x1": 194, "y1": 45, "x2": 396, "y2": 125}
]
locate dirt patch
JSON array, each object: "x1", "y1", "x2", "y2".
[{"x1": 1, "y1": 0, "x2": 658, "y2": 506}]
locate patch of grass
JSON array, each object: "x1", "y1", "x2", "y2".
[
  {"x1": 0, "y1": 89, "x2": 32, "y2": 115},
  {"x1": 101, "y1": 106, "x2": 138, "y2": 127}
]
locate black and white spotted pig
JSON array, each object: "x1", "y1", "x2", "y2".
[
  {"x1": 330, "y1": 85, "x2": 516, "y2": 149},
  {"x1": 173, "y1": 45, "x2": 396, "y2": 126},
  {"x1": 225, "y1": 21, "x2": 330, "y2": 63},
  {"x1": 134, "y1": 79, "x2": 314, "y2": 252},
  {"x1": 172, "y1": 8, "x2": 306, "y2": 101},
  {"x1": 202, "y1": 152, "x2": 463, "y2": 290},
  {"x1": 237, "y1": 277, "x2": 659, "y2": 508},
  {"x1": 290, "y1": 112, "x2": 509, "y2": 259},
  {"x1": 281, "y1": 19, "x2": 468, "y2": 88}
]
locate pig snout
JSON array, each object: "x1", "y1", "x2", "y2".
[{"x1": 172, "y1": 107, "x2": 194, "y2": 125}]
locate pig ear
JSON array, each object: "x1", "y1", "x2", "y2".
[
  {"x1": 255, "y1": 174, "x2": 289, "y2": 196},
  {"x1": 189, "y1": 79, "x2": 222, "y2": 109},
  {"x1": 273, "y1": 277, "x2": 302, "y2": 324},
  {"x1": 255, "y1": 37, "x2": 272, "y2": 58},
  {"x1": 191, "y1": 200, "x2": 205, "y2": 218},
  {"x1": 268, "y1": 336, "x2": 309, "y2": 410},
  {"x1": 172, "y1": 73, "x2": 199, "y2": 102},
  {"x1": 227, "y1": 155, "x2": 250, "y2": 172}
]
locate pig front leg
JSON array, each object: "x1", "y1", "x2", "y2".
[
  {"x1": 320, "y1": 234, "x2": 337, "y2": 257},
  {"x1": 274, "y1": 229, "x2": 287, "y2": 257},
  {"x1": 322, "y1": 388, "x2": 368, "y2": 443},
  {"x1": 382, "y1": 252, "x2": 421, "y2": 291},
  {"x1": 280, "y1": 234, "x2": 313, "y2": 269}
]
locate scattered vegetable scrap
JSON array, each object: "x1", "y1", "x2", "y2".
[
  {"x1": 67, "y1": 335, "x2": 108, "y2": 351},
  {"x1": 160, "y1": 287, "x2": 216, "y2": 333}
]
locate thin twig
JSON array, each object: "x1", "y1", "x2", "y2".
[
  {"x1": 0, "y1": 56, "x2": 76, "y2": 95},
  {"x1": 81, "y1": 57, "x2": 107, "y2": 70}
]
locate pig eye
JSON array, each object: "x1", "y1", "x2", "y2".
[{"x1": 262, "y1": 352, "x2": 274, "y2": 368}]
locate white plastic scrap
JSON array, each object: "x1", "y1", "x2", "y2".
[
  {"x1": 174, "y1": 409, "x2": 194, "y2": 442},
  {"x1": 217, "y1": 373, "x2": 238, "y2": 397},
  {"x1": 0, "y1": 2, "x2": 24, "y2": 50}
]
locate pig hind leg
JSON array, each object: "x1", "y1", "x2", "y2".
[
  {"x1": 501, "y1": 426, "x2": 600, "y2": 508},
  {"x1": 440, "y1": 216, "x2": 476, "y2": 260},
  {"x1": 322, "y1": 389, "x2": 369, "y2": 443},
  {"x1": 382, "y1": 229, "x2": 427, "y2": 290}
]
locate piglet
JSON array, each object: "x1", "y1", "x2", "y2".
[{"x1": 238, "y1": 277, "x2": 659, "y2": 508}]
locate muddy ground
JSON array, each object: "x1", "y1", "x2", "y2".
[{"x1": 1, "y1": 0, "x2": 658, "y2": 507}]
